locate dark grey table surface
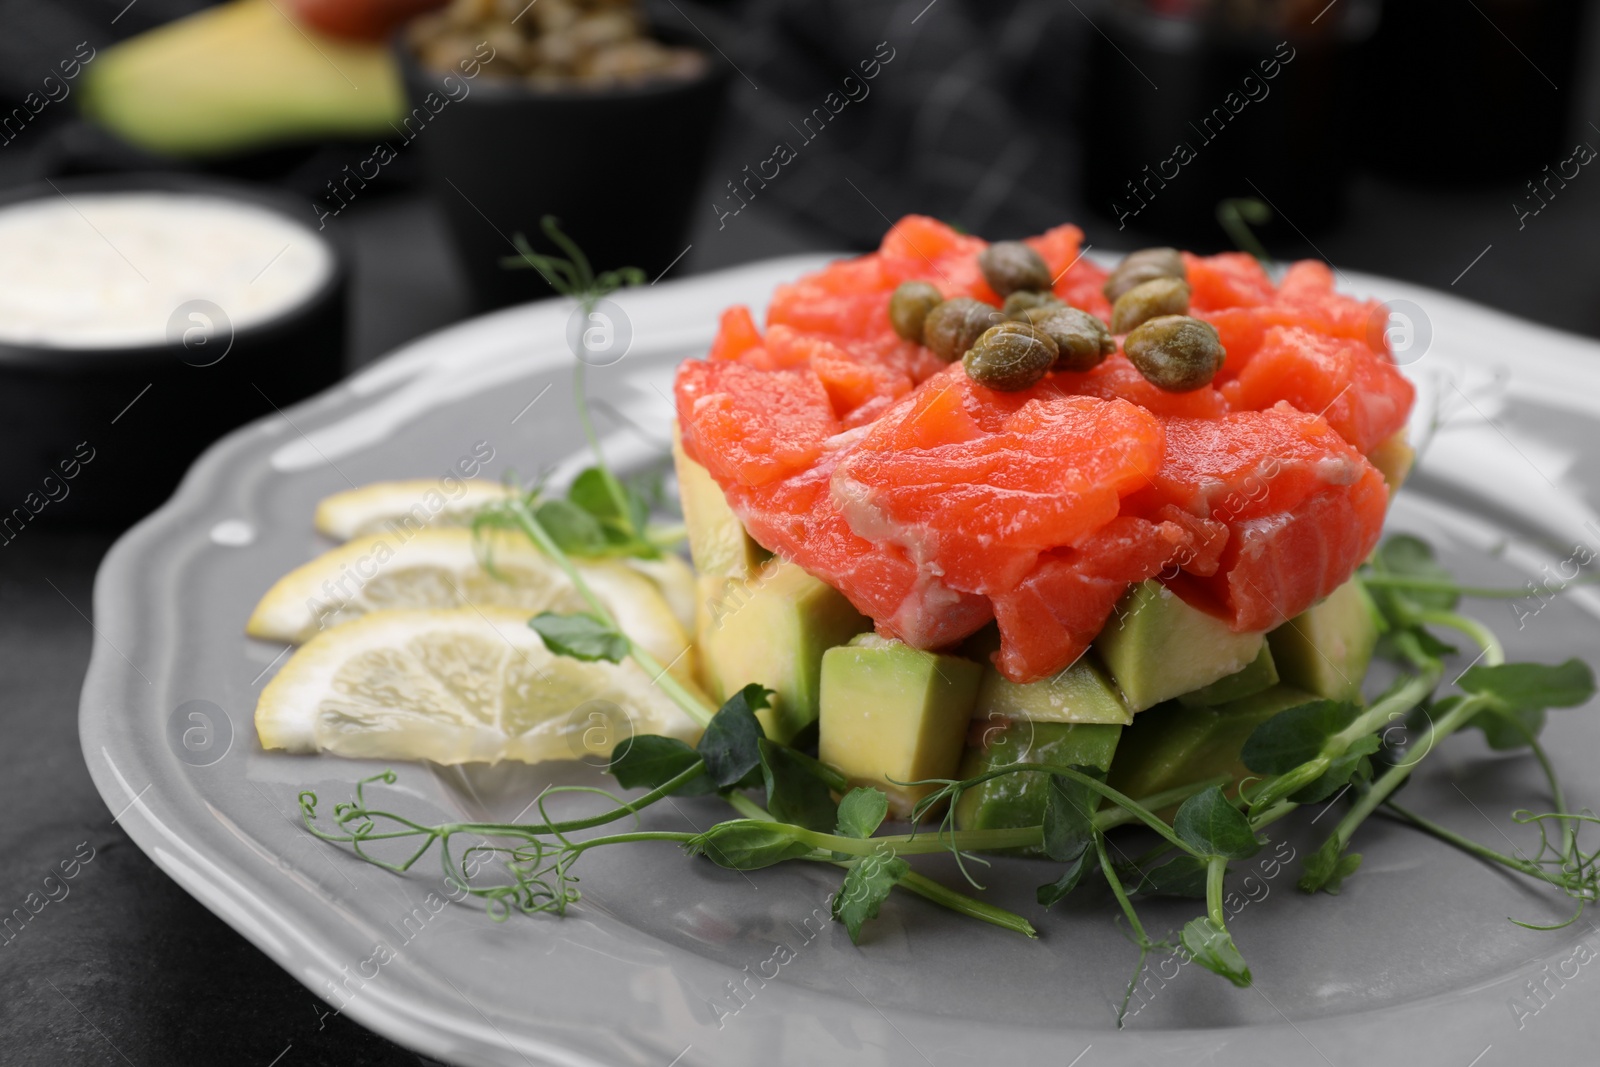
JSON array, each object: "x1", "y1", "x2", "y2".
[{"x1": 4, "y1": 159, "x2": 1600, "y2": 1066}]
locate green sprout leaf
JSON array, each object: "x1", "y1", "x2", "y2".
[
  {"x1": 1364, "y1": 534, "x2": 1459, "y2": 625},
  {"x1": 1460, "y1": 659, "x2": 1595, "y2": 714},
  {"x1": 1037, "y1": 849, "x2": 1098, "y2": 908},
  {"x1": 570, "y1": 467, "x2": 650, "y2": 540},
  {"x1": 533, "y1": 498, "x2": 609, "y2": 556},
  {"x1": 685, "y1": 821, "x2": 813, "y2": 870},
  {"x1": 759, "y1": 739, "x2": 838, "y2": 832},
  {"x1": 1475, "y1": 709, "x2": 1545, "y2": 752},
  {"x1": 1216, "y1": 197, "x2": 1273, "y2": 264},
  {"x1": 609, "y1": 736, "x2": 713, "y2": 796},
  {"x1": 1041, "y1": 768, "x2": 1103, "y2": 863},
  {"x1": 1125, "y1": 855, "x2": 1210, "y2": 899},
  {"x1": 698, "y1": 684, "x2": 772, "y2": 789},
  {"x1": 1240, "y1": 699, "x2": 1360, "y2": 775},
  {"x1": 1289, "y1": 735, "x2": 1381, "y2": 804},
  {"x1": 1377, "y1": 627, "x2": 1458, "y2": 663},
  {"x1": 1173, "y1": 786, "x2": 1261, "y2": 860},
  {"x1": 1180, "y1": 917, "x2": 1252, "y2": 987},
  {"x1": 833, "y1": 849, "x2": 910, "y2": 942},
  {"x1": 835, "y1": 787, "x2": 890, "y2": 839},
  {"x1": 501, "y1": 216, "x2": 645, "y2": 300},
  {"x1": 528, "y1": 612, "x2": 628, "y2": 663},
  {"x1": 1459, "y1": 659, "x2": 1593, "y2": 751},
  {"x1": 1298, "y1": 837, "x2": 1363, "y2": 894}
]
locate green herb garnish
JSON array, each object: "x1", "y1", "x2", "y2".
[
  {"x1": 299, "y1": 528, "x2": 1600, "y2": 1022},
  {"x1": 1216, "y1": 197, "x2": 1273, "y2": 263},
  {"x1": 491, "y1": 216, "x2": 668, "y2": 561},
  {"x1": 298, "y1": 234, "x2": 1600, "y2": 1028}
]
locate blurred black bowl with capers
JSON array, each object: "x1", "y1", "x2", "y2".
[{"x1": 397, "y1": 0, "x2": 732, "y2": 309}]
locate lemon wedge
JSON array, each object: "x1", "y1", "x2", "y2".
[
  {"x1": 246, "y1": 527, "x2": 697, "y2": 684},
  {"x1": 255, "y1": 607, "x2": 701, "y2": 763},
  {"x1": 312, "y1": 478, "x2": 518, "y2": 541}
]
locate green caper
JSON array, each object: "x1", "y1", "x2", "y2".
[
  {"x1": 1110, "y1": 276, "x2": 1192, "y2": 334},
  {"x1": 962, "y1": 321, "x2": 1058, "y2": 391},
  {"x1": 978, "y1": 241, "x2": 1052, "y2": 297},
  {"x1": 923, "y1": 297, "x2": 1004, "y2": 362},
  {"x1": 1123, "y1": 315, "x2": 1225, "y2": 392},
  {"x1": 1103, "y1": 246, "x2": 1186, "y2": 302},
  {"x1": 1021, "y1": 305, "x2": 1117, "y2": 372},
  {"x1": 1001, "y1": 289, "x2": 1064, "y2": 319},
  {"x1": 888, "y1": 280, "x2": 944, "y2": 343},
  {"x1": 1122, "y1": 247, "x2": 1185, "y2": 274}
]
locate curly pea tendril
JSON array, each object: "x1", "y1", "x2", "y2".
[{"x1": 299, "y1": 769, "x2": 703, "y2": 922}]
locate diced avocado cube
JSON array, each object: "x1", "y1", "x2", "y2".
[
  {"x1": 818, "y1": 636, "x2": 984, "y2": 816},
  {"x1": 953, "y1": 720, "x2": 1123, "y2": 854},
  {"x1": 1369, "y1": 432, "x2": 1415, "y2": 492},
  {"x1": 973, "y1": 655, "x2": 1133, "y2": 726},
  {"x1": 697, "y1": 559, "x2": 869, "y2": 742},
  {"x1": 672, "y1": 425, "x2": 768, "y2": 580},
  {"x1": 1107, "y1": 684, "x2": 1314, "y2": 807},
  {"x1": 1094, "y1": 580, "x2": 1265, "y2": 711},
  {"x1": 1267, "y1": 578, "x2": 1379, "y2": 703},
  {"x1": 1177, "y1": 643, "x2": 1279, "y2": 709}
]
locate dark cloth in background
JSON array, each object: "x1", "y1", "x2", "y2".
[{"x1": 698, "y1": 0, "x2": 1095, "y2": 244}]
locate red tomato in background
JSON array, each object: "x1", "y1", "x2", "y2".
[{"x1": 286, "y1": 0, "x2": 450, "y2": 41}]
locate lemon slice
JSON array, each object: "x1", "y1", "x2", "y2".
[
  {"x1": 313, "y1": 478, "x2": 518, "y2": 541},
  {"x1": 246, "y1": 527, "x2": 696, "y2": 684},
  {"x1": 619, "y1": 552, "x2": 697, "y2": 632},
  {"x1": 310, "y1": 479, "x2": 699, "y2": 632},
  {"x1": 256, "y1": 607, "x2": 701, "y2": 763}
]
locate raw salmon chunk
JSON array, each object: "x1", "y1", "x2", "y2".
[
  {"x1": 1132, "y1": 406, "x2": 1389, "y2": 632},
  {"x1": 675, "y1": 218, "x2": 1413, "y2": 682},
  {"x1": 834, "y1": 366, "x2": 1166, "y2": 595},
  {"x1": 723, "y1": 444, "x2": 994, "y2": 649},
  {"x1": 1223, "y1": 326, "x2": 1415, "y2": 454},
  {"x1": 991, "y1": 516, "x2": 1200, "y2": 681},
  {"x1": 675, "y1": 360, "x2": 838, "y2": 487}
]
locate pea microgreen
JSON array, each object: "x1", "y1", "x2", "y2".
[
  {"x1": 1180, "y1": 916, "x2": 1252, "y2": 987},
  {"x1": 1216, "y1": 197, "x2": 1273, "y2": 264},
  {"x1": 1240, "y1": 699, "x2": 1360, "y2": 775},
  {"x1": 527, "y1": 612, "x2": 628, "y2": 663},
  {"x1": 1173, "y1": 786, "x2": 1260, "y2": 861},
  {"x1": 1041, "y1": 768, "x2": 1103, "y2": 864},
  {"x1": 698, "y1": 684, "x2": 770, "y2": 789},
  {"x1": 834, "y1": 848, "x2": 911, "y2": 942},
  {"x1": 1036, "y1": 850, "x2": 1098, "y2": 907},
  {"x1": 296, "y1": 211, "x2": 1600, "y2": 1016},
  {"x1": 758, "y1": 739, "x2": 839, "y2": 832},
  {"x1": 1123, "y1": 854, "x2": 1209, "y2": 899},
  {"x1": 1460, "y1": 659, "x2": 1594, "y2": 717},
  {"x1": 835, "y1": 787, "x2": 890, "y2": 840},
  {"x1": 608, "y1": 736, "x2": 712, "y2": 796},
  {"x1": 686, "y1": 821, "x2": 814, "y2": 870},
  {"x1": 311, "y1": 484, "x2": 1600, "y2": 1020}
]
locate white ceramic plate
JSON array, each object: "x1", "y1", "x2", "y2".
[{"x1": 81, "y1": 254, "x2": 1600, "y2": 1065}]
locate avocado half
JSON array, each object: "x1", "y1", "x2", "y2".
[{"x1": 80, "y1": 0, "x2": 405, "y2": 157}]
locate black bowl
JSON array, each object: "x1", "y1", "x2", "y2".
[
  {"x1": 0, "y1": 174, "x2": 347, "y2": 527},
  {"x1": 396, "y1": 31, "x2": 731, "y2": 309}
]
